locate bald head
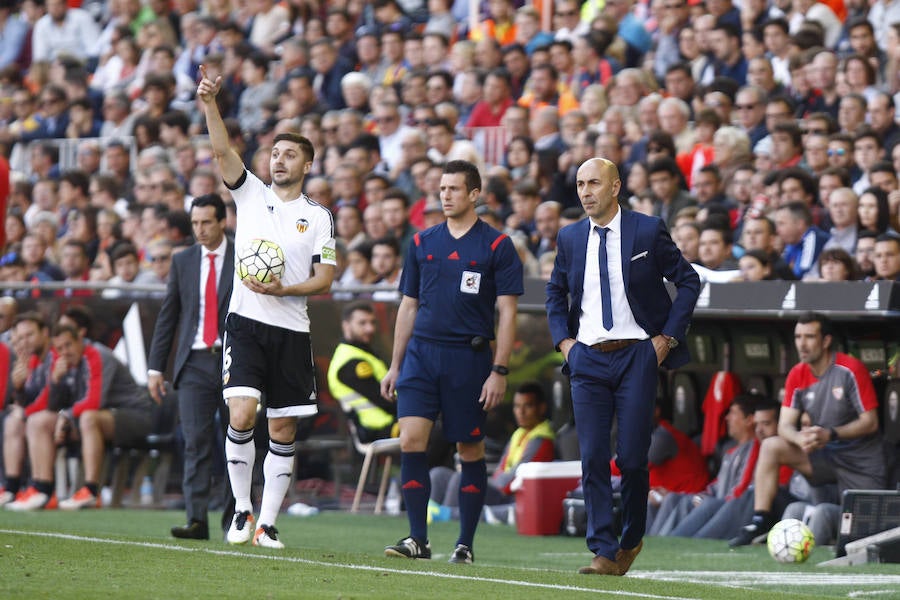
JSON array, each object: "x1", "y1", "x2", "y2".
[{"x1": 576, "y1": 158, "x2": 621, "y2": 223}]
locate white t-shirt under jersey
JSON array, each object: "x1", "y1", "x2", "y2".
[{"x1": 227, "y1": 170, "x2": 336, "y2": 333}]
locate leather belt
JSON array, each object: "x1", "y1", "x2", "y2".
[
  {"x1": 191, "y1": 346, "x2": 222, "y2": 355},
  {"x1": 589, "y1": 339, "x2": 641, "y2": 353}
]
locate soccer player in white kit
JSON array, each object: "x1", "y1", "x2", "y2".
[{"x1": 197, "y1": 66, "x2": 336, "y2": 548}]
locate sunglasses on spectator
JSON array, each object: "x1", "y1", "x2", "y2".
[{"x1": 827, "y1": 148, "x2": 846, "y2": 157}]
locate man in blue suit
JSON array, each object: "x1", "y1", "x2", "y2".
[{"x1": 546, "y1": 158, "x2": 700, "y2": 576}]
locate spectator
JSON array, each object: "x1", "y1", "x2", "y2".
[
  {"x1": 31, "y1": 0, "x2": 100, "y2": 64},
  {"x1": 237, "y1": 51, "x2": 278, "y2": 135},
  {"x1": 820, "y1": 187, "x2": 859, "y2": 255},
  {"x1": 370, "y1": 236, "x2": 402, "y2": 301},
  {"x1": 851, "y1": 127, "x2": 885, "y2": 195},
  {"x1": 327, "y1": 302, "x2": 395, "y2": 443},
  {"x1": 0, "y1": 313, "x2": 51, "y2": 508},
  {"x1": 381, "y1": 189, "x2": 416, "y2": 257},
  {"x1": 737, "y1": 249, "x2": 773, "y2": 281},
  {"x1": 673, "y1": 221, "x2": 701, "y2": 263},
  {"x1": 837, "y1": 93, "x2": 867, "y2": 136},
  {"x1": 857, "y1": 187, "x2": 894, "y2": 236},
  {"x1": 20, "y1": 232, "x2": 62, "y2": 282},
  {"x1": 869, "y1": 161, "x2": 899, "y2": 195},
  {"x1": 816, "y1": 247, "x2": 860, "y2": 281},
  {"x1": 696, "y1": 225, "x2": 738, "y2": 271},
  {"x1": 650, "y1": 394, "x2": 759, "y2": 536},
  {"x1": 57, "y1": 240, "x2": 92, "y2": 297},
  {"x1": 430, "y1": 381, "x2": 555, "y2": 525},
  {"x1": 853, "y1": 229, "x2": 877, "y2": 278},
  {"x1": 776, "y1": 201, "x2": 830, "y2": 279},
  {"x1": 101, "y1": 242, "x2": 160, "y2": 299},
  {"x1": 741, "y1": 214, "x2": 797, "y2": 279},
  {"x1": 872, "y1": 234, "x2": 900, "y2": 281},
  {"x1": 730, "y1": 313, "x2": 885, "y2": 546},
  {"x1": 866, "y1": 92, "x2": 900, "y2": 157},
  {"x1": 9, "y1": 323, "x2": 156, "y2": 511},
  {"x1": 648, "y1": 157, "x2": 697, "y2": 230}
]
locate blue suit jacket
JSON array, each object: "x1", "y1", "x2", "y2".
[{"x1": 545, "y1": 209, "x2": 700, "y2": 369}]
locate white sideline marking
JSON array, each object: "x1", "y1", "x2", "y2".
[
  {"x1": 632, "y1": 570, "x2": 900, "y2": 587},
  {"x1": 0, "y1": 529, "x2": 699, "y2": 600}
]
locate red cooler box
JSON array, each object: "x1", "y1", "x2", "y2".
[{"x1": 511, "y1": 461, "x2": 582, "y2": 536}]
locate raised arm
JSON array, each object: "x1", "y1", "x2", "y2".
[{"x1": 197, "y1": 65, "x2": 245, "y2": 187}]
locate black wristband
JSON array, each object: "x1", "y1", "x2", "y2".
[
  {"x1": 829, "y1": 427, "x2": 839, "y2": 442},
  {"x1": 491, "y1": 364, "x2": 509, "y2": 376}
]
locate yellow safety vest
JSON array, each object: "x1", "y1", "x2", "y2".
[
  {"x1": 326, "y1": 342, "x2": 393, "y2": 431},
  {"x1": 503, "y1": 420, "x2": 555, "y2": 472}
]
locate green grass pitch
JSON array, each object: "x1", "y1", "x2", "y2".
[{"x1": 2, "y1": 509, "x2": 899, "y2": 599}]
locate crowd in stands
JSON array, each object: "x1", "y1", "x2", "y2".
[{"x1": 0, "y1": 0, "x2": 896, "y2": 296}]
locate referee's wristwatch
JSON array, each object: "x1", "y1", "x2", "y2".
[{"x1": 491, "y1": 364, "x2": 509, "y2": 376}]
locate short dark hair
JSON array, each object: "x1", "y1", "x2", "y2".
[
  {"x1": 796, "y1": 311, "x2": 833, "y2": 338},
  {"x1": 382, "y1": 187, "x2": 410, "y2": 208},
  {"x1": 647, "y1": 156, "x2": 680, "y2": 177},
  {"x1": 731, "y1": 393, "x2": 759, "y2": 417},
  {"x1": 60, "y1": 169, "x2": 90, "y2": 196},
  {"x1": 191, "y1": 193, "x2": 227, "y2": 221},
  {"x1": 273, "y1": 132, "x2": 315, "y2": 163},
  {"x1": 160, "y1": 110, "x2": 191, "y2": 134},
  {"x1": 341, "y1": 301, "x2": 374, "y2": 321},
  {"x1": 14, "y1": 311, "x2": 47, "y2": 331},
  {"x1": 515, "y1": 381, "x2": 546, "y2": 405},
  {"x1": 110, "y1": 242, "x2": 139, "y2": 263},
  {"x1": 372, "y1": 236, "x2": 401, "y2": 256},
  {"x1": 443, "y1": 160, "x2": 481, "y2": 193},
  {"x1": 61, "y1": 304, "x2": 93, "y2": 333}
]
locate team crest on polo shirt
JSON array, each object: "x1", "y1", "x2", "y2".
[
  {"x1": 296, "y1": 218, "x2": 309, "y2": 233},
  {"x1": 461, "y1": 270, "x2": 481, "y2": 294},
  {"x1": 832, "y1": 387, "x2": 844, "y2": 401}
]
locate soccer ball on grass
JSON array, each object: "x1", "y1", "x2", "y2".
[
  {"x1": 237, "y1": 239, "x2": 285, "y2": 283},
  {"x1": 767, "y1": 518, "x2": 815, "y2": 564}
]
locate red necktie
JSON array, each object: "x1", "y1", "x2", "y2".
[{"x1": 203, "y1": 253, "x2": 218, "y2": 348}]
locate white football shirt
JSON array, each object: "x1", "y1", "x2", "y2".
[{"x1": 227, "y1": 170, "x2": 336, "y2": 332}]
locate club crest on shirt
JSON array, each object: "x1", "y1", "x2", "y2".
[
  {"x1": 461, "y1": 270, "x2": 481, "y2": 294},
  {"x1": 832, "y1": 386, "x2": 844, "y2": 401},
  {"x1": 296, "y1": 218, "x2": 309, "y2": 233}
]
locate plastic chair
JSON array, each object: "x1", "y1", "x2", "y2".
[{"x1": 349, "y1": 421, "x2": 401, "y2": 514}]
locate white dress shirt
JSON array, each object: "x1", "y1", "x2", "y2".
[
  {"x1": 577, "y1": 208, "x2": 649, "y2": 345},
  {"x1": 192, "y1": 239, "x2": 227, "y2": 350}
]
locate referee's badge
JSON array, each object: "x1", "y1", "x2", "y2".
[
  {"x1": 461, "y1": 270, "x2": 481, "y2": 294},
  {"x1": 296, "y1": 218, "x2": 309, "y2": 233}
]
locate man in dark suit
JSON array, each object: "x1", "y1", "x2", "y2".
[
  {"x1": 546, "y1": 158, "x2": 700, "y2": 576},
  {"x1": 148, "y1": 194, "x2": 234, "y2": 540}
]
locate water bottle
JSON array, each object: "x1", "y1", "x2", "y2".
[
  {"x1": 385, "y1": 479, "x2": 401, "y2": 515},
  {"x1": 140, "y1": 476, "x2": 153, "y2": 506}
]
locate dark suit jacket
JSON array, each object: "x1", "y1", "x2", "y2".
[
  {"x1": 546, "y1": 210, "x2": 700, "y2": 369},
  {"x1": 148, "y1": 239, "x2": 235, "y2": 387}
]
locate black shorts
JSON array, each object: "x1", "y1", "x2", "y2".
[{"x1": 222, "y1": 313, "x2": 317, "y2": 418}]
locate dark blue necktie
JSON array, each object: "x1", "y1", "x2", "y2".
[{"x1": 595, "y1": 226, "x2": 613, "y2": 330}]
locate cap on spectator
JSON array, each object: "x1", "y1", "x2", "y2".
[
  {"x1": 33, "y1": 211, "x2": 60, "y2": 228},
  {"x1": 753, "y1": 137, "x2": 773, "y2": 157}
]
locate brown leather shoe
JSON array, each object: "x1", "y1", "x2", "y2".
[
  {"x1": 615, "y1": 540, "x2": 643, "y2": 575},
  {"x1": 577, "y1": 555, "x2": 621, "y2": 575}
]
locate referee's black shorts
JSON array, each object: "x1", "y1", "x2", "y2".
[{"x1": 222, "y1": 313, "x2": 317, "y2": 418}]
